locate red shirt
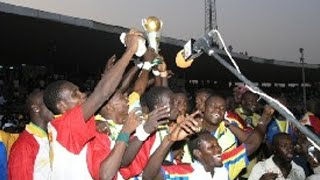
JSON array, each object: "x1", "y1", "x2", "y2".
[
  {"x1": 49, "y1": 105, "x2": 112, "y2": 180},
  {"x1": 8, "y1": 123, "x2": 50, "y2": 180}
]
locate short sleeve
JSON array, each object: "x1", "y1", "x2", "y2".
[
  {"x1": 50, "y1": 105, "x2": 96, "y2": 154},
  {"x1": 8, "y1": 132, "x2": 38, "y2": 180}
]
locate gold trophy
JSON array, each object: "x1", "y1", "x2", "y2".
[{"x1": 142, "y1": 16, "x2": 163, "y2": 54}]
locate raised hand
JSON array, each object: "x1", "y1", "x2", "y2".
[
  {"x1": 168, "y1": 111, "x2": 201, "y2": 142},
  {"x1": 121, "y1": 107, "x2": 144, "y2": 134},
  {"x1": 143, "y1": 106, "x2": 171, "y2": 134},
  {"x1": 259, "y1": 172, "x2": 278, "y2": 180},
  {"x1": 260, "y1": 105, "x2": 275, "y2": 125},
  {"x1": 156, "y1": 59, "x2": 167, "y2": 72},
  {"x1": 143, "y1": 48, "x2": 157, "y2": 62},
  {"x1": 96, "y1": 121, "x2": 111, "y2": 135},
  {"x1": 125, "y1": 29, "x2": 143, "y2": 53}
]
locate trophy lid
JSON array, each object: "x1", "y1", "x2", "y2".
[{"x1": 142, "y1": 16, "x2": 162, "y2": 32}]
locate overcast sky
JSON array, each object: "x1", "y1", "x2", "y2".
[{"x1": 2, "y1": 0, "x2": 320, "y2": 64}]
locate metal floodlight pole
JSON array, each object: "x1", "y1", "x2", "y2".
[{"x1": 299, "y1": 48, "x2": 307, "y2": 112}]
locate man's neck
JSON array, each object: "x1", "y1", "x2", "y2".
[
  {"x1": 203, "y1": 120, "x2": 218, "y2": 132},
  {"x1": 199, "y1": 161, "x2": 215, "y2": 177},
  {"x1": 101, "y1": 113, "x2": 122, "y2": 124},
  {"x1": 272, "y1": 155, "x2": 292, "y2": 178},
  {"x1": 241, "y1": 107, "x2": 253, "y2": 116},
  {"x1": 31, "y1": 118, "x2": 47, "y2": 132}
]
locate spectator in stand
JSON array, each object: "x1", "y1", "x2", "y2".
[
  {"x1": 265, "y1": 96, "x2": 294, "y2": 157},
  {"x1": 300, "y1": 100, "x2": 320, "y2": 135},
  {"x1": 194, "y1": 88, "x2": 214, "y2": 117},
  {"x1": 249, "y1": 133, "x2": 305, "y2": 180}
]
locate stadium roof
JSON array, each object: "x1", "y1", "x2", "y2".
[{"x1": 1, "y1": 2, "x2": 319, "y2": 83}]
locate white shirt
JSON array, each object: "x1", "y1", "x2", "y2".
[
  {"x1": 189, "y1": 161, "x2": 229, "y2": 180},
  {"x1": 248, "y1": 156, "x2": 305, "y2": 180}
]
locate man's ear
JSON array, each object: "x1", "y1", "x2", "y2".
[
  {"x1": 104, "y1": 103, "x2": 113, "y2": 112},
  {"x1": 193, "y1": 149, "x2": 202, "y2": 160},
  {"x1": 31, "y1": 105, "x2": 40, "y2": 113},
  {"x1": 56, "y1": 101, "x2": 66, "y2": 113}
]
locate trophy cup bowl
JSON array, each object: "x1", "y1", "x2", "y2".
[
  {"x1": 142, "y1": 16, "x2": 163, "y2": 53},
  {"x1": 142, "y1": 16, "x2": 162, "y2": 32}
]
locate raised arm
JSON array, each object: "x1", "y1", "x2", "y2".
[
  {"x1": 226, "y1": 122, "x2": 250, "y2": 143},
  {"x1": 142, "y1": 114, "x2": 200, "y2": 180},
  {"x1": 243, "y1": 106, "x2": 274, "y2": 155},
  {"x1": 132, "y1": 48, "x2": 157, "y2": 95},
  {"x1": 120, "y1": 106, "x2": 171, "y2": 167},
  {"x1": 99, "y1": 108, "x2": 142, "y2": 180},
  {"x1": 82, "y1": 30, "x2": 140, "y2": 120},
  {"x1": 118, "y1": 65, "x2": 140, "y2": 94}
]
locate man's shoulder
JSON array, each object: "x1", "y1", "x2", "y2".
[
  {"x1": 292, "y1": 160, "x2": 305, "y2": 171},
  {"x1": 12, "y1": 131, "x2": 35, "y2": 146},
  {"x1": 10, "y1": 130, "x2": 38, "y2": 154}
]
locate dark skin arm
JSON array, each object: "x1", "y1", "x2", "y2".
[
  {"x1": 154, "y1": 76, "x2": 162, "y2": 86},
  {"x1": 259, "y1": 172, "x2": 278, "y2": 180},
  {"x1": 82, "y1": 29, "x2": 141, "y2": 121},
  {"x1": 132, "y1": 48, "x2": 156, "y2": 96},
  {"x1": 147, "y1": 78, "x2": 155, "y2": 88},
  {"x1": 226, "y1": 123, "x2": 249, "y2": 143},
  {"x1": 242, "y1": 106, "x2": 274, "y2": 155},
  {"x1": 225, "y1": 106, "x2": 274, "y2": 155},
  {"x1": 99, "y1": 108, "x2": 143, "y2": 180},
  {"x1": 157, "y1": 59, "x2": 168, "y2": 87},
  {"x1": 118, "y1": 66, "x2": 140, "y2": 94},
  {"x1": 142, "y1": 115, "x2": 200, "y2": 180}
]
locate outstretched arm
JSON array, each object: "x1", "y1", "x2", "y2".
[
  {"x1": 142, "y1": 113, "x2": 200, "y2": 180},
  {"x1": 82, "y1": 30, "x2": 141, "y2": 121},
  {"x1": 243, "y1": 106, "x2": 274, "y2": 156},
  {"x1": 99, "y1": 109, "x2": 142, "y2": 180},
  {"x1": 226, "y1": 123, "x2": 250, "y2": 143},
  {"x1": 121, "y1": 106, "x2": 171, "y2": 167},
  {"x1": 132, "y1": 48, "x2": 156, "y2": 96},
  {"x1": 119, "y1": 65, "x2": 140, "y2": 94}
]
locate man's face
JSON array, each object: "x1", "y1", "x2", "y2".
[
  {"x1": 173, "y1": 93, "x2": 188, "y2": 116},
  {"x1": 197, "y1": 135, "x2": 223, "y2": 168},
  {"x1": 157, "y1": 91, "x2": 178, "y2": 120},
  {"x1": 59, "y1": 82, "x2": 87, "y2": 113},
  {"x1": 110, "y1": 92, "x2": 129, "y2": 122},
  {"x1": 32, "y1": 92, "x2": 53, "y2": 123},
  {"x1": 195, "y1": 92, "x2": 211, "y2": 113},
  {"x1": 274, "y1": 136, "x2": 294, "y2": 162},
  {"x1": 241, "y1": 93, "x2": 258, "y2": 114},
  {"x1": 204, "y1": 96, "x2": 226, "y2": 126}
]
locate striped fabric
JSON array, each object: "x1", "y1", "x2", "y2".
[
  {"x1": 222, "y1": 144, "x2": 249, "y2": 180},
  {"x1": 161, "y1": 164, "x2": 193, "y2": 180}
]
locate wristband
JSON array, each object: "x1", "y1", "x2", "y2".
[
  {"x1": 135, "y1": 122, "x2": 150, "y2": 141},
  {"x1": 160, "y1": 71, "x2": 168, "y2": 78},
  {"x1": 133, "y1": 59, "x2": 143, "y2": 69},
  {"x1": 136, "y1": 62, "x2": 143, "y2": 69},
  {"x1": 152, "y1": 69, "x2": 160, "y2": 76},
  {"x1": 257, "y1": 121, "x2": 265, "y2": 126},
  {"x1": 142, "y1": 61, "x2": 153, "y2": 71},
  {"x1": 116, "y1": 132, "x2": 130, "y2": 146}
]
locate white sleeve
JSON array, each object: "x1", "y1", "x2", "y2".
[{"x1": 248, "y1": 162, "x2": 267, "y2": 180}]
